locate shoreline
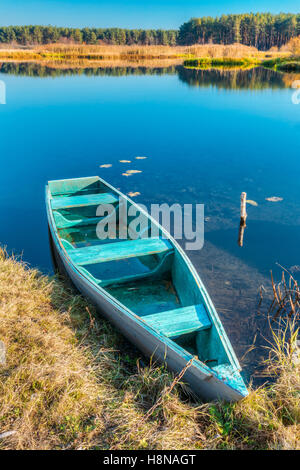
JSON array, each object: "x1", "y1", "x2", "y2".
[
  {"x1": 0, "y1": 248, "x2": 299, "y2": 449},
  {"x1": 0, "y1": 44, "x2": 298, "y2": 73},
  {"x1": 0, "y1": 42, "x2": 287, "y2": 61}
]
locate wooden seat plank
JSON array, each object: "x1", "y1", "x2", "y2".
[
  {"x1": 68, "y1": 238, "x2": 173, "y2": 266},
  {"x1": 145, "y1": 304, "x2": 211, "y2": 338},
  {"x1": 51, "y1": 193, "x2": 118, "y2": 210},
  {"x1": 53, "y1": 212, "x2": 101, "y2": 229}
]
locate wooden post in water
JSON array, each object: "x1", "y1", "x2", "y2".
[
  {"x1": 238, "y1": 192, "x2": 247, "y2": 247},
  {"x1": 240, "y1": 192, "x2": 247, "y2": 224}
]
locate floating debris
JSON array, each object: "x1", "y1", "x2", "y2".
[
  {"x1": 122, "y1": 173, "x2": 131, "y2": 177},
  {"x1": 290, "y1": 265, "x2": 300, "y2": 273},
  {"x1": 127, "y1": 192, "x2": 141, "y2": 197},
  {"x1": 265, "y1": 196, "x2": 283, "y2": 202},
  {"x1": 135, "y1": 156, "x2": 147, "y2": 160},
  {"x1": 126, "y1": 170, "x2": 142, "y2": 174},
  {"x1": 100, "y1": 164, "x2": 112, "y2": 168},
  {"x1": 246, "y1": 200, "x2": 258, "y2": 207},
  {"x1": 119, "y1": 160, "x2": 131, "y2": 163}
]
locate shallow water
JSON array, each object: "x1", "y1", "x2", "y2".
[{"x1": 1, "y1": 63, "x2": 299, "y2": 380}]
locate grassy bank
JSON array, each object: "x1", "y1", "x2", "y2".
[
  {"x1": 0, "y1": 42, "x2": 285, "y2": 63},
  {"x1": 0, "y1": 43, "x2": 294, "y2": 75},
  {"x1": 263, "y1": 56, "x2": 300, "y2": 72},
  {"x1": 183, "y1": 57, "x2": 261, "y2": 69},
  {"x1": 184, "y1": 55, "x2": 300, "y2": 73},
  {"x1": 0, "y1": 248, "x2": 299, "y2": 450},
  {"x1": 0, "y1": 44, "x2": 187, "y2": 61}
]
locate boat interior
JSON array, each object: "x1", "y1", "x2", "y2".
[{"x1": 48, "y1": 176, "x2": 239, "y2": 380}]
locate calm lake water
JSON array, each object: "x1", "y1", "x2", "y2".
[{"x1": 1, "y1": 63, "x2": 300, "y2": 380}]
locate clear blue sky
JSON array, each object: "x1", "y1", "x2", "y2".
[{"x1": 0, "y1": 0, "x2": 299, "y2": 29}]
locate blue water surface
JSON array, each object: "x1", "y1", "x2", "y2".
[{"x1": 0, "y1": 64, "x2": 299, "y2": 375}]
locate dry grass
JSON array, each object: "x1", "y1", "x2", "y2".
[
  {"x1": 0, "y1": 44, "x2": 188, "y2": 62},
  {"x1": 0, "y1": 42, "x2": 289, "y2": 64},
  {"x1": 37, "y1": 43, "x2": 187, "y2": 58},
  {"x1": 0, "y1": 248, "x2": 299, "y2": 450},
  {"x1": 281, "y1": 36, "x2": 300, "y2": 55},
  {"x1": 185, "y1": 43, "x2": 284, "y2": 60}
]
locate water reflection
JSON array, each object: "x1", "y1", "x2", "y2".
[
  {"x1": 178, "y1": 66, "x2": 298, "y2": 90},
  {"x1": 0, "y1": 61, "x2": 298, "y2": 91},
  {"x1": 0, "y1": 61, "x2": 178, "y2": 78}
]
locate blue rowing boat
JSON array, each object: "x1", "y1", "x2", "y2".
[{"x1": 46, "y1": 175, "x2": 248, "y2": 401}]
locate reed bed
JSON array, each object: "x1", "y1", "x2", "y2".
[
  {"x1": 0, "y1": 248, "x2": 299, "y2": 450},
  {"x1": 268, "y1": 269, "x2": 300, "y2": 321},
  {"x1": 0, "y1": 42, "x2": 286, "y2": 63},
  {"x1": 0, "y1": 44, "x2": 187, "y2": 61},
  {"x1": 185, "y1": 43, "x2": 267, "y2": 59},
  {"x1": 263, "y1": 55, "x2": 300, "y2": 72},
  {"x1": 184, "y1": 57, "x2": 260, "y2": 69}
]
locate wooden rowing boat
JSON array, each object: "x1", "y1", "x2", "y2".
[{"x1": 46, "y1": 176, "x2": 248, "y2": 401}]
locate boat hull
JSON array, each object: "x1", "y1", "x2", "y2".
[{"x1": 49, "y1": 226, "x2": 246, "y2": 402}]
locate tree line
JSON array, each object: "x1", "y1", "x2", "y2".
[
  {"x1": 0, "y1": 13, "x2": 299, "y2": 49},
  {"x1": 178, "y1": 13, "x2": 300, "y2": 50},
  {"x1": 0, "y1": 26, "x2": 178, "y2": 46}
]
